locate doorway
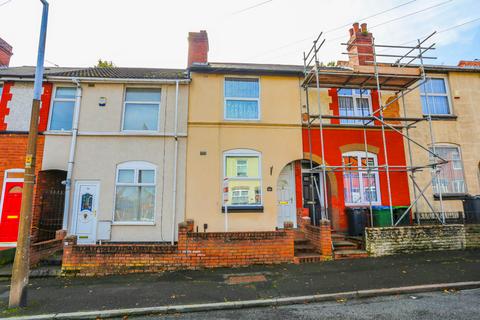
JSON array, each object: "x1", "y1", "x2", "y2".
[
  {"x1": 72, "y1": 181, "x2": 99, "y2": 245},
  {"x1": 277, "y1": 164, "x2": 297, "y2": 228}
]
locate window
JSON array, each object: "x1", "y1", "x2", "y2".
[
  {"x1": 430, "y1": 146, "x2": 466, "y2": 194},
  {"x1": 342, "y1": 151, "x2": 381, "y2": 205},
  {"x1": 224, "y1": 149, "x2": 262, "y2": 206},
  {"x1": 0, "y1": 84, "x2": 3, "y2": 101},
  {"x1": 224, "y1": 78, "x2": 260, "y2": 120},
  {"x1": 123, "y1": 88, "x2": 161, "y2": 131},
  {"x1": 114, "y1": 162, "x2": 156, "y2": 223},
  {"x1": 420, "y1": 78, "x2": 451, "y2": 115},
  {"x1": 338, "y1": 89, "x2": 371, "y2": 125},
  {"x1": 49, "y1": 87, "x2": 76, "y2": 130}
]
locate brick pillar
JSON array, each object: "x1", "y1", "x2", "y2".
[
  {"x1": 177, "y1": 222, "x2": 189, "y2": 251},
  {"x1": 185, "y1": 219, "x2": 194, "y2": 233},
  {"x1": 319, "y1": 219, "x2": 333, "y2": 258},
  {"x1": 283, "y1": 221, "x2": 295, "y2": 260},
  {"x1": 62, "y1": 235, "x2": 77, "y2": 268}
]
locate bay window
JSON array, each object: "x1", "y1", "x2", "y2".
[
  {"x1": 430, "y1": 146, "x2": 466, "y2": 194},
  {"x1": 224, "y1": 78, "x2": 260, "y2": 120},
  {"x1": 224, "y1": 149, "x2": 262, "y2": 207},
  {"x1": 338, "y1": 89, "x2": 371, "y2": 125},
  {"x1": 123, "y1": 88, "x2": 161, "y2": 131},
  {"x1": 420, "y1": 77, "x2": 451, "y2": 115},
  {"x1": 49, "y1": 87, "x2": 76, "y2": 131},
  {"x1": 114, "y1": 161, "x2": 156, "y2": 223},
  {"x1": 343, "y1": 151, "x2": 381, "y2": 205}
]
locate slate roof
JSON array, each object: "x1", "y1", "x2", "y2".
[{"x1": 0, "y1": 66, "x2": 188, "y2": 80}]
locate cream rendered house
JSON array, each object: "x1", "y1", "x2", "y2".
[{"x1": 41, "y1": 68, "x2": 190, "y2": 243}]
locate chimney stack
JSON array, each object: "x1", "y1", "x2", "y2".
[
  {"x1": 0, "y1": 37, "x2": 13, "y2": 67},
  {"x1": 458, "y1": 60, "x2": 480, "y2": 68},
  {"x1": 347, "y1": 22, "x2": 373, "y2": 66},
  {"x1": 187, "y1": 30, "x2": 209, "y2": 67}
]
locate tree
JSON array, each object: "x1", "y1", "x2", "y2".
[{"x1": 96, "y1": 59, "x2": 115, "y2": 68}]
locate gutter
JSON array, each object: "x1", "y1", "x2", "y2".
[
  {"x1": 0, "y1": 77, "x2": 191, "y2": 84},
  {"x1": 62, "y1": 78, "x2": 82, "y2": 231}
]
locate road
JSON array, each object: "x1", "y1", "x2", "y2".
[{"x1": 134, "y1": 288, "x2": 480, "y2": 320}]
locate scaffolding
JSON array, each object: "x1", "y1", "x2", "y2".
[{"x1": 302, "y1": 31, "x2": 448, "y2": 227}]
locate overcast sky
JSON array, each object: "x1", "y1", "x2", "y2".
[{"x1": 0, "y1": 0, "x2": 478, "y2": 68}]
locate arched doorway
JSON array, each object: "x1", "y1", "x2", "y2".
[{"x1": 277, "y1": 163, "x2": 297, "y2": 228}]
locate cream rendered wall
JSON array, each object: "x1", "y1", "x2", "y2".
[
  {"x1": 186, "y1": 73, "x2": 303, "y2": 232},
  {"x1": 402, "y1": 72, "x2": 480, "y2": 213},
  {"x1": 42, "y1": 81, "x2": 188, "y2": 242}
]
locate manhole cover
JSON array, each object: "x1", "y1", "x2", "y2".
[{"x1": 226, "y1": 274, "x2": 267, "y2": 285}]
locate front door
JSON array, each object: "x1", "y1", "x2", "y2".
[
  {"x1": 277, "y1": 164, "x2": 296, "y2": 228},
  {"x1": 73, "y1": 182, "x2": 99, "y2": 245},
  {"x1": 0, "y1": 182, "x2": 23, "y2": 243}
]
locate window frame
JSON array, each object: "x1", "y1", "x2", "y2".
[
  {"x1": 121, "y1": 87, "x2": 162, "y2": 133},
  {"x1": 224, "y1": 77, "x2": 261, "y2": 121},
  {"x1": 430, "y1": 145, "x2": 467, "y2": 195},
  {"x1": 112, "y1": 161, "x2": 157, "y2": 225},
  {"x1": 47, "y1": 86, "x2": 77, "y2": 131},
  {"x1": 342, "y1": 151, "x2": 381, "y2": 206},
  {"x1": 420, "y1": 76, "x2": 453, "y2": 116},
  {"x1": 223, "y1": 149, "x2": 263, "y2": 208},
  {"x1": 337, "y1": 89, "x2": 373, "y2": 125}
]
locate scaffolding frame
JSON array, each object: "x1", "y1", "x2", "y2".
[{"x1": 302, "y1": 31, "x2": 447, "y2": 227}]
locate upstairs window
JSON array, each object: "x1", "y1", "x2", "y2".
[
  {"x1": 338, "y1": 89, "x2": 371, "y2": 125},
  {"x1": 123, "y1": 88, "x2": 161, "y2": 131},
  {"x1": 420, "y1": 78, "x2": 451, "y2": 115},
  {"x1": 224, "y1": 149, "x2": 262, "y2": 207},
  {"x1": 430, "y1": 146, "x2": 466, "y2": 194},
  {"x1": 342, "y1": 151, "x2": 381, "y2": 205},
  {"x1": 49, "y1": 87, "x2": 76, "y2": 131},
  {"x1": 224, "y1": 78, "x2": 260, "y2": 120},
  {"x1": 114, "y1": 161, "x2": 156, "y2": 223}
]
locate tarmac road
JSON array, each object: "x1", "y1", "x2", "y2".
[{"x1": 135, "y1": 288, "x2": 480, "y2": 320}]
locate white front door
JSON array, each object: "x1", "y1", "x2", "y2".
[
  {"x1": 277, "y1": 164, "x2": 296, "y2": 228},
  {"x1": 73, "y1": 182, "x2": 99, "y2": 244}
]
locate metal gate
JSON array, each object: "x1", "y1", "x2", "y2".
[{"x1": 36, "y1": 189, "x2": 65, "y2": 242}]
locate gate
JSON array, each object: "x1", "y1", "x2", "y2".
[{"x1": 36, "y1": 189, "x2": 65, "y2": 242}]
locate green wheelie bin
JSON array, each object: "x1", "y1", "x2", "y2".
[{"x1": 372, "y1": 206, "x2": 392, "y2": 227}]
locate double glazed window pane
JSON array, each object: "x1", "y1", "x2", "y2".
[
  {"x1": 225, "y1": 154, "x2": 261, "y2": 206},
  {"x1": 421, "y1": 96, "x2": 449, "y2": 115},
  {"x1": 420, "y1": 78, "x2": 446, "y2": 94},
  {"x1": 225, "y1": 79, "x2": 259, "y2": 120},
  {"x1": 115, "y1": 186, "x2": 155, "y2": 222},
  {"x1": 430, "y1": 147, "x2": 465, "y2": 194},
  {"x1": 338, "y1": 90, "x2": 371, "y2": 125},
  {"x1": 50, "y1": 100, "x2": 75, "y2": 130},
  {"x1": 124, "y1": 89, "x2": 160, "y2": 131},
  {"x1": 227, "y1": 180, "x2": 261, "y2": 205},
  {"x1": 343, "y1": 154, "x2": 379, "y2": 204},
  {"x1": 226, "y1": 156, "x2": 259, "y2": 178}
]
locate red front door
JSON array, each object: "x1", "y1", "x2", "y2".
[{"x1": 0, "y1": 182, "x2": 23, "y2": 243}]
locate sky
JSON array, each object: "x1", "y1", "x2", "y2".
[{"x1": 0, "y1": 0, "x2": 479, "y2": 68}]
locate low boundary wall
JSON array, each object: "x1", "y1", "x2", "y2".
[{"x1": 62, "y1": 220, "x2": 295, "y2": 276}]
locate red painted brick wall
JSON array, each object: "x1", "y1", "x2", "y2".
[
  {"x1": 0, "y1": 81, "x2": 13, "y2": 130},
  {"x1": 62, "y1": 220, "x2": 295, "y2": 276}
]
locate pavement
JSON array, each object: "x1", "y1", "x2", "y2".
[
  {"x1": 133, "y1": 288, "x2": 480, "y2": 320},
  {"x1": 0, "y1": 249, "x2": 479, "y2": 318}
]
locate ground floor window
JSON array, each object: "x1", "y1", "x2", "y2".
[
  {"x1": 224, "y1": 149, "x2": 262, "y2": 207},
  {"x1": 114, "y1": 161, "x2": 156, "y2": 223},
  {"x1": 430, "y1": 146, "x2": 466, "y2": 194},
  {"x1": 342, "y1": 151, "x2": 381, "y2": 205}
]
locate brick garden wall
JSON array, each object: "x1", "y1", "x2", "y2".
[
  {"x1": 365, "y1": 225, "x2": 466, "y2": 257},
  {"x1": 62, "y1": 220, "x2": 295, "y2": 276},
  {"x1": 465, "y1": 224, "x2": 480, "y2": 249},
  {"x1": 300, "y1": 217, "x2": 332, "y2": 259}
]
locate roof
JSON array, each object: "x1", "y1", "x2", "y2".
[
  {"x1": 0, "y1": 66, "x2": 188, "y2": 80},
  {"x1": 189, "y1": 62, "x2": 307, "y2": 76}
]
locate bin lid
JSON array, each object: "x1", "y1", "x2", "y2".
[{"x1": 371, "y1": 205, "x2": 390, "y2": 210}]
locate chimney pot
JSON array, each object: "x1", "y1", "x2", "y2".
[
  {"x1": 353, "y1": 22, "x2": 360, "y2": 33},
  {"x1": 349, "y1": 28, "x2": 354, "y2": 36},
  {"x1": 361, "y1": 23, "x2": 367, "y2": 33}
]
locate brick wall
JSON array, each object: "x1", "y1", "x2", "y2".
[
  {"x1": 465, "y1": 224, "x2": 480, "y2": 249},
  {"x1": 300, "y1": 217, "x2": 333, "y2": 259},
  {"x1": 366, "y1": 225, "x2": 466, "y2": 257},
  {"x1": 62, "y1": 220, "x2": 295, "y2": 276}
]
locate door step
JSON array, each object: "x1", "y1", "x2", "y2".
[
  {"x1": 294, "y1": 244, "x2": 316, "y2": 254},
  {"x1": 333, "y1": 249, "x2": 368, "y2": 260},
  {"x1": 332, "y1": 240, "x2": 359, "y2": 251},
  {"x1": 293, "y1": 253, "x2": 323, "y2": 264}
]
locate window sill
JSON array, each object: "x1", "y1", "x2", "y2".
[
  {"x1": 111, "y1": 222, "x2": 156, "y2": 226},
  {"x1": 221, "y1": 206, "x2": 264, "y2": 213},
  {"x1": 423, "y1": 114, "x2": 457, "y2": 121},
  {"x1": 433, "y1": 193, "x2": 468, "y2": 200}
]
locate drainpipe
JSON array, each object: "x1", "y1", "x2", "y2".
[
  {"x1": 62, "y1": 78, "x2": 82, "y2": 231},
  {"x1": 171, "y1": 80, "x2": 180, "y2": 244}
]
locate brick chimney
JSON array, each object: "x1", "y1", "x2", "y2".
[
  {"x1": 187, "y1": 30, "x2": 209, "y2": 67},
  {"x1": 458, "y1": 60, "x2": 480, "y2": 68},
  {"x1": 347, "y1": 22, "x2": 373, "y2": 66},
  {"x1": 0, "y1": 37, "x2": 13, "y2": 67}
]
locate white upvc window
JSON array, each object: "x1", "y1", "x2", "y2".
[
  {"x1": 430, "y1": 146, "x2": 466, "y2": 194},
  {"x1": 114, "y1": 161, "x2": 156, "y2": 224},
  {"x1": 224, "y1": 78, "x2": 260, "y2": 120},
  {"x1": 122, "y1": 88, "x2": 161, "y2": 131},
  {"x1": 224, "y1": 149, "x2": 262, "y2": 207},
  {"x1": 342, "y1": 151, "x2": 381, "y2": 205},
  {"x1": 420, "y1": 77, "x2": 452, "y2": 115},
  {"x1": 49, "y1": 87, "x2": 76, "y2": 131},
  {"x1": 338, "y1": 89, "x2": 372, "y2": 125}
]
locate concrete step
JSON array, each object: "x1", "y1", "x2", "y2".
[
  {"x1": 332, "y1": 240, "x2": 359, "y2": 250},
  {"x1": 333, "y1": 249, "x2": 369, "y2": 260},
  {"x1": 293, "y1": 253, "x2": 323, "y2": 264},
  {"x1": 294, "y1": 244, "x2": 316, "y2": 254},
  {"x1": 294, "y1": 238, "x2": 310, "y2": 245}
]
